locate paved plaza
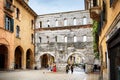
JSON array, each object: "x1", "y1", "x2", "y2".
[{"x1": 0, "y1": 69, "x2": 100, "y2": 80}]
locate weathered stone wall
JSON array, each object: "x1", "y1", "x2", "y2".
[
  {"x1": 35, "y1": 10, "x2": 92, "y2": 28},
  {"x1": 35, "y1": 10, "x2": 94, "y2": 70}
]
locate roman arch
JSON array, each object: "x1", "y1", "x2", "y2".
[{"x1": 35, "y1": 52, "x2": 55, "y2": 69}]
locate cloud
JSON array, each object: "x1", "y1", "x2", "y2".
[{"x1": 29, "y1": 0, "x2": 84, "y2": 14}]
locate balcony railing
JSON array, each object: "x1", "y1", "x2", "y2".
[
  {"x1": 4, "y1": 0, "x2": 14, "y2": 13},
  {"x1": 89, "y1": 0, "x2": 101, "y2": 21}
]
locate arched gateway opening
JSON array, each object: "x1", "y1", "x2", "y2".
[
  {"x1": 26, "y1": 49, "x2": 33, "y2": 69},
  {"x1": 0, "y1": 45, "x2": 8, "y2": 70},
  {"x1": 14, "y1": 46, "x2": 23, "y2": 69},
  {"x1": 40, "y1": 54, "x2": 54, "y2": 68}
]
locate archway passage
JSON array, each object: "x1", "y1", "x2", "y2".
[
  {"x1": 40, "y1": 54, "x2": 54, "y2": 68},
  {"x1": 67, "y1": 53, "x2": 83, "y2": 65},
  {"x1": 0, "y1": 45, "x2": 8, "y2": 70},
  {"x1": 26, "y1": 49, "x2": 33, "y2": 69},
  {"x1": 15, "y1": 46, "x2": 23, "y2": 69}
]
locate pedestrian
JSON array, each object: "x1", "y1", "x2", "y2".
[
  {"x1": 71, "y1": 65, "x2": 74, "y2": 74},
  {"x1": 66, "y1": 64, "x2": 69, "y2": 73}
]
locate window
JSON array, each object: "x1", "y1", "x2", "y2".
[
  {"x1": 73, "y1": 17, "x2": 77, "y2": 25},
  {"x1": 74, "y1": 35, "x2": 77, "y2": 42},
  {"x1": 55, "y1": 36, "x2": 57, "y2": 42},
  {"x1": 83, "y1": 17, "x2": 87, "y2": 25},
  {"x1": 16, "y1": 8, "x2": 20, "y2": 19},
  {"x1": 93, "y1": 0, "x2": 98, "y2": 7},
  {"x1": 47, "y1": 20, "x2": 50, "y2": 27},
  {"x1": 5, "y1": 15, "x2": 14, "y2": 32},
  {"x1": 16, "y1": 26, "x2": 20, "y2": 38},
  {"x1": 40, "y1": 21, "x2": 42, "y2": 28},
  {"x1": 83, "y1": 35, "x2": 87, "y2": 42},
  {"x1": 6, "y1": 0, "x2": 12, "y2": 10},
  {"x1": 47, "y1": 36, "x2": 49, "y2": 43},
  {"x1": 110, "y1": 0, "x2": 118, "y2": 7},
  {"x1": 31, "y1": 20, "x2": 34, "y2": 29},
  {"x1": 55, "y1": 19, "x2": 58, "y2": 26},
  {"x1": 39, "y1": 37, "x2": 41, "y2": 43},
  {"x1": 65, "y1": 36, "x2": 67, "y2": 42},
  {"x1": 64, "y1": 18, "x2": 67, "y2": 26},
  {"x1": 31, "y1": 34, "x2": 34, "y2": 44}
]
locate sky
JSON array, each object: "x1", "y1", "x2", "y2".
[{"x1": 29, "y1": 0, "x2": 85, "y2": 15}]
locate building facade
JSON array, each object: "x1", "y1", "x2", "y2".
[
  {"x1": 0, "y1": 0, "x2": 37, "y2": 70},
  {"x1": 35, "y1": 10, "x2": 94, "y2": 71},
  {"x1": 89, "y1": 0, "x2": 120, "y2": 80}
]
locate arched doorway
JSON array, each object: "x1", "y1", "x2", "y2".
[
  {"x1": 14, "y1": 46, "x2": 23, "y2": 69},
  {"x1": 26, "y1": 49, "x2": 33, "y2": 69},
  {"x1": 0, "y1": 45, "x2": 8, "y2": 70},
  {"x1": 67, "y1": 53, "x2": 83, "y2": 65},
  {"x1": 40, "y1": 54, "x2": 54, "y2": 68}
]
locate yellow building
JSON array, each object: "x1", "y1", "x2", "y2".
[
  {"x1": 88, "y1": 0, "x2": 120, "y2": 80},
  {"x1": 0, "y1": 0, "x2": 37, "y2": 70}
]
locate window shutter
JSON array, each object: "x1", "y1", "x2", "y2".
[{"x1": 10, "y1": 18, "x2": 14, "y2": 32}]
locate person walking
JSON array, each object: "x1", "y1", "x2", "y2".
[
  {"x1": 66, "y1": 64, "x2": 69, "y2": 73},
  {"x1": 71, "y1": 65, "x2": 74, "y2": 74}
]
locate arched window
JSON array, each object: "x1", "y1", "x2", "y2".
[
  {"x1": 47, "y1": 36, "x2": 49, "y2": 43},
  {"x1": 16, "y1": 26, "x2": 20, "y2": 38},
  {"x1": 31, "y1": 34, "x2": 34, "y2": 44},
  {"x1": 55, "y1": 19, "x2": 58, "y2": 26},
  {"x1": 47, "y1": 20, "x2": 50, "y2": 27},
  {"x1": 83, "y1": 16, "x2": 87, "y2": 25},
  {"x1": 55, "y1": 36, "x2": 57, "y2": 42},
  {"x1": 73, "y1": 17, "x2": 77, "y2": 25},
  {"x1": 83, "y1": 35, "x2": 87, "y2": 42},
  {"x1": 40, "y1": 21, "x2": 42, "y2": 28},
  {"x1": 16, "y1": 8, "x2": 20, "y2": 19},
  {"x1": 39, "y1": 37, "x2": 41, "y2": 43},
  {"x1": 74, "y1": 35, "x2": 77, "y2": 42},
  {"x1": 65, "y1": 36, "x2": 67, "y2": 42},
  {"x1": 31, "y1": 20, "x2": 34, "y2": 29},
  {"x1": 64, "y1": 18, "x2": 67, "y2": 26}
]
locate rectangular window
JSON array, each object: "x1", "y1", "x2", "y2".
[
  {"x1": 93, "y1": 0, "x2": 97, "y2": 7},
  {"x1": 40, "y1": 21, "x2": 42, "y2": 28},
  {"x1": 5, "y1": 15, "x2": 14, "y2": 32},
  {"x1": 31, "y1": 20, "x2": 34, "y2": 29},
  {"x1": 31, "y1": 34, "x2": 34, "y2": 44}
]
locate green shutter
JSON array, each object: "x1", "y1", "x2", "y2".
[{"x1": 10, "y1": 18, "x2": 14, "y2": 32}]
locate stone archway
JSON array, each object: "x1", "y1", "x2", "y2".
[
  {"x1": 66, "y1": 52, "x2": 86, "y2": 63},
  {"x1": 26, "y1": 49, "x2": 33, "y2": 69},
  {"x1": 67, "y1": 53, "x2": 84, "y2": 65},
  {"x1": 14, "y1": 46, "x2": 23, "y2": 69},
  {"x1": 0, "y1": 45, "x2": 8, "y2": 70},
  {"x1": 40, "y1": 53, "x2": 54, "y2": 68}
]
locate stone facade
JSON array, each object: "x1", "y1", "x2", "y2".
[{"x1": 35, "y1": 10, "x2": 94, "y2": 71}]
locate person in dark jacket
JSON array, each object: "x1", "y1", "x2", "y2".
[
  {"x1": 66, "y1": 64, "x2": 69, "y2": 73},
  {"x1": 71, "y1": 65, "x2": 74, "y2": 74}
]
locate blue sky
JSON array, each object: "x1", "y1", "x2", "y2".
[{"x1": 29, "y1": 0, "x2": 85, "y2": 15}]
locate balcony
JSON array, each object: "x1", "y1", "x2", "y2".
[
  {"x1": 4, "y1": 0, "x2": 14, "y2": 13},
  {"x1": 90, "y1": 6, "x2": 101, "y2": 21}
]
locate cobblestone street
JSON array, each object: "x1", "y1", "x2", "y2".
[{"x1": 0, "y1": 69, "x2": 99, "y2": 80}]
